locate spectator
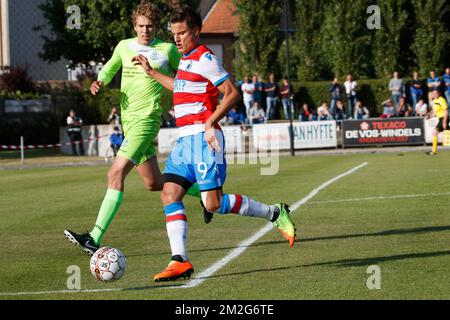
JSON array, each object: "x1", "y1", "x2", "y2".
[
  {"x1": 380, "y1": 99, "x2": 395, "y2": 118},
  {"x1": 334, "y1": 100, "x2": 346, "y2": 121},
  {"x1": 165, "y1": 106, "x2": 176, "y2": 128},
  {"x1": 389, "y1": 71, "x2": 405, "y2": 113},
  {"x1": 329, "y1": 77, "x2": 341, "y2": 117},
  {"x1": 410, "y1": 71, "x2": 423, "y2": 114},
  {"x1": 109, "y1": 126, "x2": 123, "y2": 157},
  {"x1": 317, "y1": 101, "x2": 332, "y2": 121},
  {"x1": 354, "y1": 100, "x2": 370, "y2": 120},
  {"x1": 344, "y1": 74, "x2": 357, "y2": 119},
  {"x1": 415, "y1": 99, "x2": 428, "y2": 117},
  {"x1": 241, "y1": 76, "x2": 255, "y2": 119},
  {"x1": 264, "y1": 73, "x2": 279, "y2": 120},
  {"x1": 443, "y1": 67, "x2": 450, "y2": 104},
  {"x1": 252, "y1": 74, "x2": 264, "y2": 108},
  {"x1": 299, "y1": 103, "x2": 313, "y2": 122},
  {"x1": 107, "y1": 107, "x2": 121, "y2": 131},
  {"x1": 397, "y1": 96, "x2": 412, "y2": 117},
  {"x1": 427, "y1": 70, "x2": 441, "y2": 105},
  {"x1": 66, "y1": 109, "x2": 85, "y2": 156},
  {"x1": 280, "y1": 77, "x2": 294, "y2": 120},
  {"x1": 226, "y1": 106, "x2": 246, "y2": 126},
  {"x1": 248, "y1": 100, "x2": 266, "y2": 125}
]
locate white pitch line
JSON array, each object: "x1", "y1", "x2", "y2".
[
  {"x1": 307, "y1": 192, "x2": 450, "y2": 205},
  {"x1": 0, "y1": 162, "x2": 368, "y2": 296},
  {"x1": 177, "y1": 162, "x2": 368, "y2": 289}
]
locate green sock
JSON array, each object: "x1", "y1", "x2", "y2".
[
  {"x1": 90, "y1": 189, "x2": 124, "y2": 245},
  {"x1": 186, "y1": 183, "x2": 201, "y2": 199}
]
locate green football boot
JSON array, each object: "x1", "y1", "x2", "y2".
[{"x1": 273, "y1": 203, "x2": 296, "y2": 247}]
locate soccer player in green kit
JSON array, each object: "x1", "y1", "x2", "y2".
[{"x1": 64, "y1": 1, "x2": 202, "y2": 255}]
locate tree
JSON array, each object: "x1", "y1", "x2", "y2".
[
  {"x1": 35, "y1": 0, "x2": 199, "y2": 66},
  {"x1": 233, "y1": 0, "x2": 283, "y2": 80},
  {"x1": 290, "y1": 0, "x2": 328, "y2": 81},
  {"x1": 320, "y1": 0, "x2": 374, "y2": 79},
  {"x1": 372, "y1": 0, "x2": 408, "y2": 78},
  {"x1": 411, "y1": 0, "x2": 450, "y2": 76}
]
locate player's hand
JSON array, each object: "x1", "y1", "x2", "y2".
[
  {"x1": 132, "y1": 55, "x2": 152, "y2": 74},
  {"x1": 205, "y1": 127, "x2": 221, "y2": 152},
  {"x1": 90, "y1": 81, "x2": 103, "y2": 96}
]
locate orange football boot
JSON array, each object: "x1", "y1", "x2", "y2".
[{"x1": 154, "y1": 255, "x2": 194, "y2": 282}]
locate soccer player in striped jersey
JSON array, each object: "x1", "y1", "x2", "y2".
[
  {"x1": 132, "y1": 6, "x2": 296, "y2": 282},
  {"x1": 64, "y1": 1, "x2": 205, "y2": 256}
]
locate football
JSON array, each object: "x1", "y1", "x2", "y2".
[{"x1": 89, "y1": 247, "x2": 126, "y2": 282}]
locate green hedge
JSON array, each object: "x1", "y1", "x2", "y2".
[{"x1": 0, "y1": 113, "x2": 59, "y2": 146}]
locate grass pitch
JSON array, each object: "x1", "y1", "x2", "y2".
[{"x1": 1, "y1": 149, "x2": 450, "y2": 300}]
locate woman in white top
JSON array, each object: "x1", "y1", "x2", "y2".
[{"x1": 344, "y1": 74, "x2": 357, "y2": 119}]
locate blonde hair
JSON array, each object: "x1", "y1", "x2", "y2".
[{"x1": 131, "y1": 1, "x2": 161, "y2": 26}]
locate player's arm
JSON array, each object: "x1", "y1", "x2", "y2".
[
  {"x1": 92, "y1": 43, "x2": 123, "y2": 95},
  {"x1": 206, "y1": 79, "x2": 240, "y2": 129},
  {"x1": 132, "y1": 54, "x2": 175, "y2": 91},
  {"x1": 205, "y1": 79, "x2": 240, "y2": 151}
]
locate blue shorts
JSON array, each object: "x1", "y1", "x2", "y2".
[{"x1": 164, "y1": 129, "x2": 227, "y2": 191}]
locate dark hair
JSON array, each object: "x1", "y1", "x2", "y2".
[{"x1": 170, "y1": 5, "x2": 202, "y2": 32}]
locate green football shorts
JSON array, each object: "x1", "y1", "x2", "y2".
[{"x1": 118, "y1": 117, "x2": 161, "y2": 165}]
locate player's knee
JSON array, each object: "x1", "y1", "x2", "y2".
[
  {"x1": 160, "y1": 188, "x2": 177, "y2": 206},
  {"x1": 107, "y1": 167, "x2": 125, "y2": 187},
  {"x1": 205, "y1": 198, "x2": 221, "y2": 213}
]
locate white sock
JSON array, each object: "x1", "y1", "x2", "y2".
[
  {"x1": 164, "y1": 203, "x2": 188, "y2": 262},
  {"x1": 166, "y1": 220, "x2": 188, "y2": 262},
  {"x1": 239, "y1": 196, "x2": 275, "y2": 220},
  {"x1": 221, "y1": 194, "x2": 275, "y2": 220}
]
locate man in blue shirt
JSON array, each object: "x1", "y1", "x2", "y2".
[
  {"x1": 410, "y1": 71, "x2": 422, "y2": 115},
  {"x1": 252, "y1": 74, "x2": 264, "y2": 109},
  {"x1": 109, "y1": 126, "x2": 124, "y2": 157},
  {"x1": 226, "y1": 106, "x2": 245, "y2": 125},
  {"x1": 264, "y1": 73, "x2": 279, "y2": 120},
  {"x1": 329, "y1": 77, "x2": 341, "y2": 117},
  {"x1": 443, "y1": 67, "x2": 450, "y2": 104},
  {"x1": 427, "y1": 70, "x2": 441, "y2": 104}
]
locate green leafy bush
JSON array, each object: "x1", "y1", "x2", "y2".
[
  {"x1": 0, "y1": 114, "x2": 59, "y2": 145},
  {"x1": 0, "y1": 66, "x2": 35, "y2": 93}
]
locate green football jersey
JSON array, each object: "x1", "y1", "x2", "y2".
[{"x1": 98, "y1": 38, "x2": 180, "y2": 119}]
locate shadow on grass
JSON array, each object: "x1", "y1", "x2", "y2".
[
  {"x1": 127, "y1": 225, "x2": 450, "y2": 258},
  {"x1": 119, "y1": 283, "x2": 185, "y2": 291},
  {"x1": 199, "y1": 250, "x2": 450, "y2": 280},
  {"x1": 299, "y1": 225, "x2": 450, "y2": 243}
]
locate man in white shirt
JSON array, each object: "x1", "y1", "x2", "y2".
[
  {"x1": 344, "y1": 74, "x2": 357, "y2": 119},
  {"x1": 248, "y1": 100, "x2": 266, "y2": 125},
  {"x1": 415, "y1": 99, "x2": 428, "y2": 117},
  {"x1": 66, "y1": 109, "x2": 85, "y2": 156},
  {"x1": 241, "y1": 76, "x2": 255, "y2": 119}
]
